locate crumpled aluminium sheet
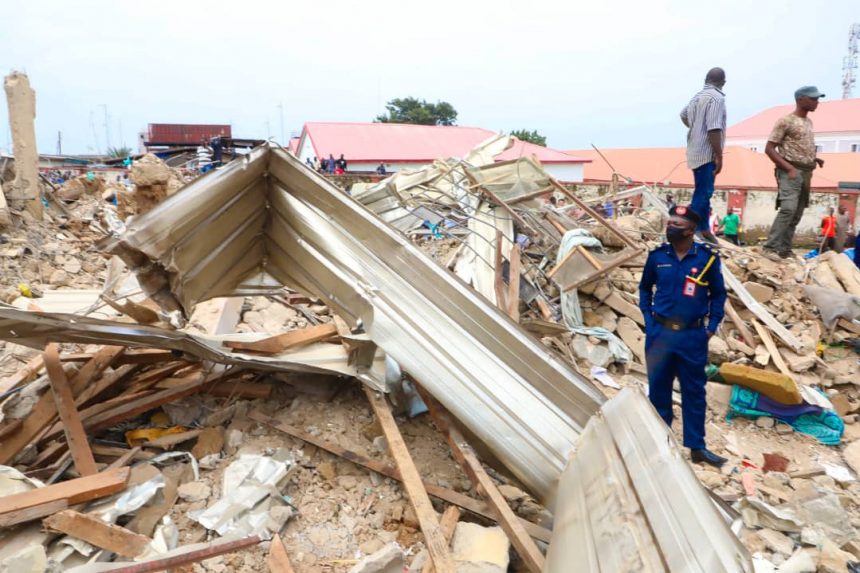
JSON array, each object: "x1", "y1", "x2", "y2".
[
  {"x1": 545, "y1": 388, "x2": 753, "y2": 573},
  {"x1": 97, "y1": 144, "x2": 606, "y2": 504},
  {"x1": 188, "y1": 454, "x2": 290, "y2": 540},
  {"x1": 0, "y1": 307, "x2": 386, "y2": 389}
]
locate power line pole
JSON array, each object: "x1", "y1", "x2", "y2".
[
  {"x1": 843, "y1": 23, "x2": 860, "y2": 99},
  {"x1": 56, "y1": 131, "x2": 62, "y2": 155},
  {"x1": 100, "y1": 104, "x2": 111, "y2": 150}
]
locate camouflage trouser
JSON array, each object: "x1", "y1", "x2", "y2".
[{"x1": 763, "y1": 168, "x2": 812, "y2": 254}]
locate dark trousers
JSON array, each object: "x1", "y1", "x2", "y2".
[
  {"x1": 645, "y1": 323, "x2": 708, "y2": 449},
  {"x1": 821, "y1": 236, "x2": 835, "y2": 253},
  {"x1": 691, "y1": 162, "x2": 716, "y2": 233},
  {"x1": 725, "y1": 234, "x2": 739, "y2": 245}
]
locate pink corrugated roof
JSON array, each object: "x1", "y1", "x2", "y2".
[
  {"x1": 727, "y1": 98, "x2": 860, "y2": 138},
  {"x1": 567, "y1": 146, "x2": 860, "y2": 190},
  {"x1": 299, "y1": 122, "x2": 587, "y2": 164}
]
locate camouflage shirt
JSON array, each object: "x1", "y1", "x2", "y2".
[{"x1": 767, "y1": 113, "x2": 816, "y2": 167}]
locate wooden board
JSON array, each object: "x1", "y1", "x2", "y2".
[
  {"x1": 363, "y1": 386, "x2": 455, "y2": 573},
  {"x1": 43, "y1": 344, "x2": 97, "y2": 477},
  {"x1": 80, "y1": 535, "x2": 260, "y2": 573},
  {"x1": 267, "y1": 534, "x2": 296, "y2": 573},
  {"x1": 60, "y1": 349, "x2": 177, "y2": 365},
  {"x1": 207, "y1": 380, "x2": 273, "y2": 399},
  {"x1": 84, "y1": 371, "x2": 222, "y2": 433},
  {"x1": 0, "y1": 354, "x2": 43, "y2": 396},
  {"x1": 0, "y1": 467, "x2": 129, "y2": 527},
  {"x1": 0, "y1": 345, "x2": 124, "y2": 465},
  {"x1": 224, "y1": 323, "x2": 338, "y2": 354},
  {"x1": 751, "y1": 318, "x2": 792, "y2": 378},
  {"x1": 507, "y1": 244, "x2": 521, "y2": 322},
  {"x1": 44, "y1": 509, "x2": 152, "y2": 558},
  {"x1": 422, "y1": 506, "x2": 461, "y2": 573},
  {"x1": 248, "y1": 411, "x2": 552, "y2": 543},
  {"x1": 418, "y1": 388, "x2": 545, "y2": 573},
  {"x1": 724, "y1": 299, "x2": 757, "y2": 349}
]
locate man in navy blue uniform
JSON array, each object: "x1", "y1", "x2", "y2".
[{"x1": 639, "y1": 204, "x2": 728, "y2": 467}]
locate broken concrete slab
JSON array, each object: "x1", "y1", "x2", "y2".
[
  {"x1": 450, "y1": 522, "x2": 510, "y2": 573},
  {"x1": 743, "y1": 281, "x2": 775, "y2": 304},
  {"x1": 3, "y1": 71, "x2": 41, "y2": 220},
  {"x1": 348, "y1": 542, "x2": 403, "y2": 573}
]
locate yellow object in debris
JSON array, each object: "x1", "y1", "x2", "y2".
[
  {"x1": 816, "y1": 342, "x2": 826, "y2": 357},
  {"x1": 149, "y1": 411, "x2": 171, "y2": 426},
  {"x1": 125, "y1": 426, "x2": 187, "y2": 447},
  {"x1": 719, "y1": 362, "x2": 802, "y2": 405},
  {"x1": 17, "y1": 283, "x2": 32, "y2": 298}
]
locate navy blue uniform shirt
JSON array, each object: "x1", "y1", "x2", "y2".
[{"x1": 638, "y1": 242, "x2": 727, "y2": 334}]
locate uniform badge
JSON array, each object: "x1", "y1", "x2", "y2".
[
  {"x1": 676, "y1": 206, "x2": 687, "y2": 215},
  {"x1": 683, "y1": 277, "x2": 697, "y2": 297}
]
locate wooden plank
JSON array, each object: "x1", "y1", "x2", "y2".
[
  {"x1": 422, "y1": 506, "x2": 461, "y2": 573},
  {"x1": 418, "y1": 388, "x2": 545, "y2": 573},
  {"x1": 100, "y1": 445, "x2": 152, "y2": 468},
  {"x1": 74, "y1": 364, "x2": 137, "y2": 408},
  {"x1": 267, "y1": 534, "x2": 296, "y2": 573},
  {"x1": 44, "y1": 509, "x2": 152, "y2": 558},
  {"x1": 751, "y1": 318, "x2": 793, "y2": 378},
  {"x1": 534, "y1": 297, "x2": 553, "y2": 321},
  {"x1": 224, "y1": 323, "x2": 338, "y2": 354},
  {"x1": 0, "y1": 345, "x2": 124, "y2": 465},
  {"x1": 521, "y1": 319, "x2": 568, "y2": 336},
  {"x1": 494, "y1": 230, "x2": 507, "y2": 310},
  {"x1": 60, "y1": 349, "x2": 177, "y2": 365},
  {"x1": 84, "y1": 371, "x2": 223, "y2": 433},
  {"x1": 0, "y1": 498, "x2": 68, "y2": 528},
  {"x1": 838, "y1": 318, "x2": 860, "y2": 335},
  {"x1": 41, "y1": 390, "x2": 157, "y2": 444},
  {"x1": 82, "y1": 535, "x2": 261, "y2": 573},
  {"x1": 723, "y1": 268, "x2": 803, "y2": 352},
  {"x1": 724, "y1": 299, "x2": 757, "y2": 349},
  {"x1": 43, "y1": 344, "x2": 98, "y2": 477},
  {"x1": 0, "y1": 467, "x2": 129, "y2": 527},
  {"x1": 507, "y1": 244, "x2": 521, "y2": 322},
  {"x1": 249, "y1": 412, "x2": 552, "y2": 543},
  {"x1": 363, "y1": 387, "x2": 455, "y2": 573}
]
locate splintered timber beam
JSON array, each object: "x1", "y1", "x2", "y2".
[
  {"x1": 248, "y1": 411, "x2": 552, "y2": 543},
  {"x1": 417, "y1": 387, "x2": 545, "y2": 573},
  {"x1": 0, "y1": 467, "x2": 129, "y2": 527},
  {"x1": 0, "y1": 345, "x2": 125, "y2": 465},
  {"x1": 422, "y1": 506, "x2": 461, "y2": 573},
  {"x1": 43, "y1": 344, "x2": 97, "y2": 477},
  {"x1": 267, "y1": 534, "x2": 296, "y2": 573},
  {"x1": 44, "y1": 509, "x2": 152, "y2": 558},
  {"x1": 78, "y1": 535, "x2": 261, "y2": 573},
  {"x1": 363, "y1": 386, "x2": 456, "y2": 573},
  {"x1": 224, "y1": 323, "x2": 338, "y2": 354}
]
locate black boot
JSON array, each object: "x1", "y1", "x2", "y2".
[{"x1": 690, "y1": 448, "x2": 727, "y2": 468}]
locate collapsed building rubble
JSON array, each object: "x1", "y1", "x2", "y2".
[{"x1": 0, "y1": 139, "x2": 858, "y2": 572}]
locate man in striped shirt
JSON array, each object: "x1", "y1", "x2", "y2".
[{"x1": 680, "y1": 68, "x2": 727, "y2": 243}]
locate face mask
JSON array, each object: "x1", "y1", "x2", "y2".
[{"x1": 666, "y1": 226, "x2": 687, "y2": 243}]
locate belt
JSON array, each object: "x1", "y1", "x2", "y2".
[{"x1": 654, "y1": 315, "x2": 704, "y2": 331}]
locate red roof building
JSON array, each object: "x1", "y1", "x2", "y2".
[
  {"x1": 726, "y1": 98, "x2": 860, "y2": 153},
  {"x1": 293, "y1": 122, "x2": 589, "y2": 182}
]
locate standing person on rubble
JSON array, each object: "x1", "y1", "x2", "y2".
[
  {"x1": 680, "y1": 67, "x2": 727, "y2": 244},
  {"x1": 820, "y1": 207, "x2": 837, "y2": 253},
  {"x1": 721, "y1": 207, "x2": 741, "y2": 245},
  {"x1": 761, "y1": 86, "x2": 826, "y2": 259},
  {"x1": 639, "y1": 205, "x2": 728, "y2": 467},
  {"x1": 326, "y1": 154, "x2": 336, "y2": 174},
  {"x1": 835, "y1": 204, "x2": 851, "y2": 253}
]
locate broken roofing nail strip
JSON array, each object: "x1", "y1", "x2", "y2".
[{"x1": 0, "y1": 116, "x2": 858, "y2": 573}]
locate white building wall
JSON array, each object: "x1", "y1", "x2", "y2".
[
  {"x1": 544, "y1": 163, "x2": 585, "y2": 183},
  {"x1": 727, "y1": 131, "x2": 860, "y2": 153}
]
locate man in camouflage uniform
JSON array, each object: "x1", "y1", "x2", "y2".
[{"x1": 762, "y1": 86, "x2": 826, "y2": 258}]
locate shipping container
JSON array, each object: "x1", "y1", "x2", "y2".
[{"x1": 146, "y1": 124, "x2": 232, "y2": 145}]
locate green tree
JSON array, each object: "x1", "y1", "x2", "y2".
[
  {"x1": 510, "y1": 129, "x2": 547, "y2": 147},
  {"x1": 106, "y1": 145, "x2": 133, "y2": 158},
  {"x1": 375, "y1": 97, "x2": 458, "y2": 126}
]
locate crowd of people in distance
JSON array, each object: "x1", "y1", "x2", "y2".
[{"x1": 304, "y1": 155, "x2": 390, "y2": 177}]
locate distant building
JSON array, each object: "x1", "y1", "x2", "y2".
[
  {"x1": 142, "y1": 124, "x2": 232, "y2": 150},
  {"x1": 568, "y1": 146, "x2": 860, "y2": 240},
  {"x1": 293, "y1": 122, "x2": 590, "y2": 182},
  {"x1": 727, "y1": 98, "x2": 860, "y2": 153}
]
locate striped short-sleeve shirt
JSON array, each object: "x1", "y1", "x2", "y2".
[{"x1": 681, "y1": 84, "x2": 726, "y2": 169}]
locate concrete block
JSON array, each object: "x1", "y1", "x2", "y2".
[
  {"x1": 451, "y1": 522, "x2": 510, "y2": 573},
  {"x1": 719, "y1": 362, "x2": 801, "y2": 405},
  {"x1": 743, "y1": 281, "x2": 774, "y2": 304}
]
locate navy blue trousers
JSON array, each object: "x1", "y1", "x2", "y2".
[
  {"x1": 691, "y1": 162, "x2": 716, "y2": 233},
  {"x1": 645, "y1": 323, "x2": 708, "y2": 449}
]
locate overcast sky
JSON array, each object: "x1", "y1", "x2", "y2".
[{"x1": 1, "y1": 0, "x2": 858, "y2": 155}]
